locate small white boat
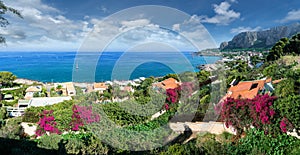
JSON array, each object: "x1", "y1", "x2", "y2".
[{"x1": 76, "y1": 62, "x2": 79, "y2": 69}]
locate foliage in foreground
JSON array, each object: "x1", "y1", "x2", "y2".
[{"x1": 226, "y1": 129, "x2": 300, "y2": 155}]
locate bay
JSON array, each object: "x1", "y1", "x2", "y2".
[{"x1": 0, "y1": 51, "x2": 220, "y2": 82}]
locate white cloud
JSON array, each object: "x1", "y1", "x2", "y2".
[
  {"x1": 120, "y1": 19, "x2": 152, "y2": 31},
  {"x1": 278, "y1": 9, "x2": 300, "y2": 23},
  {"x1": 100, "y1": 6, "x2": 108, "y2": 13},
  {"x1": 0, "y1": 27, "x2": 26, "y2": 39},
  {"x1": 80, "y1": 18, "x2": 201, "y2": 52},
  {"x1": 170, "y1": 15, "x2": 217, "y2": 49},
  {"x1": 1, "y1": 0, "x2": 91, "y2": 51},
  {"x1": 230, "y1": 26, "x2": 261, "y2": 34},
  {"x1": 200, "y1": 1, "x2": 240, "y2": 25},
  {"x1": 1, "y1": 1, "x2": 217, "y2": 51},
  {"x1": 4, "y1": 0, "x2": 60, "y2": 13},
  {"x1": 172, "y1": 24, "x2": 180, "y2": 31}
]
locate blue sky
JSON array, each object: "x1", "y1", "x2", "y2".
[{"x1": 1, "y1": 0, "x2": 300, "y2": 51}]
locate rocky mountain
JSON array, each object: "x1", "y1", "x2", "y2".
[{"x1": 220, "y1": 23, "x2": 300, "y2": 50}]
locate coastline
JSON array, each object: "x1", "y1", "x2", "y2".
[
  {"x1": 14, "y1": 78, "x2": 44, "y2": 85},
  {"x1": 0, "y1": 51, "x2": 221, "y2": 83}
]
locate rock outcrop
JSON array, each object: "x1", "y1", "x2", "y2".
[{"x1": 220, "y1": 23, "x2": 300, "y2": 50}]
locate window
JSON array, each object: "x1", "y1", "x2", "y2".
[{"x1": 250, "y1": 83, "x2": 258, "y2": 90}]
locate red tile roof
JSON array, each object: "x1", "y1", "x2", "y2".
[
  {"x1": 93, "y1": 83, "x2": 108, "y2": 89},
  {"x1": 227, "y1": 78, "x2": 273, "y2": 99},
  {"x1": 154, "y1": 78, "x2": 180, "y2": 90}
]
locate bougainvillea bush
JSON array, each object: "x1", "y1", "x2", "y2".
[
  {"x1": 164, "y1": 87, "x2": 181, "y2": 111},
  {"x1": 70, "y1": 105, "x2": 100, "y2": 131},
  {"x1": 35, "y1": 110, "x2": 60, "y2": 136},
  {"x1": 164, "y1": 82, "x2": 197, "y2": 111},
  {"x1": 217, "y1": 94, "x2": 294, "y2": 135},
  {"x1": 36, "y1": 105, "x2": 101, "y2": 136},
  {"x1": 166, "y1": 87, "x2": 181, "y2": 104}
]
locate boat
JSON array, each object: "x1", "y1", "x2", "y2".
[{"x1": 76, "y1": 62, "x2": 79, "y2": 69}]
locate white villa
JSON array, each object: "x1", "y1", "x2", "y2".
[
  {"x1": 54, "y1": 82, "x2": 76, "y2": 96},
  {"x1": 7, "y1": 96, "x2": 72, "y2": 117},
  {"x1": 25, "y1": 85, "x2": 42, "y2": 99}
]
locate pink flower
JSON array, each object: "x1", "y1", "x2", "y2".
[
  {"x1": 70, "y1": 105, "x2": 101, "y2": 131},
  {"x1": 269, "y1": 109, "x2": 275, "y2": 117},
  {"x1": 164, "y1": 103, "x2": 169, "y2": 110},
  {"x1": 35, "y1": 110, "x2": 60, "y2": 136},
  {"x1": 166, "y1": 88, "x2": 179, "y2": 104},
  {"x1": 279, "y1": 117, "x2": 292, "y2": 133},
  {"x1": 225, "y1": 122, "x2": 229, "y2": 128}
]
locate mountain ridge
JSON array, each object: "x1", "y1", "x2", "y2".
[{"x1": 220, "y1": 23, "x2": 300, "y2": 50}]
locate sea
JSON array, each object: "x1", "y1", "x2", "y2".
[{"x1": 0, "y1": 51, "x2": 220, "y2": 82}]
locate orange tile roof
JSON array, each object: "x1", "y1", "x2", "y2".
[
  {"x1": 155, "y1": 78, "x2": 180, "y2": 90},
  {"x1": 227, "y1": 78, "x2": 273, "y2": 99},
  {"x1": 256, "y1": 80, "x2": 266, "y2": 90},
  {"x1": 228, "y1": 82, "x2": 252, "y2": 92},
  {"x1": 265, "y1": 78, "x2": 272, "y2": 83},
  {"x1": 94, "y1": 82, "x2": 108, "y2": 89},
  {"x1": 272, "y1": 79, "x2": 283, "y2": 84},
  {"x1": 230, "y1": 87, "x2": 259, "y2": 99}
]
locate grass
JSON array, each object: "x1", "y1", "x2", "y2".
[{"x1": 279, "y1": 56, "x2": 300, "y2": 69}]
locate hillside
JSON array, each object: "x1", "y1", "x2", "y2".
[{"x1": 220, "y1": 23, "x2": 300, "y2": 50}]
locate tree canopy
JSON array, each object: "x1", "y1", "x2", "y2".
[
  {"x1": 267, "y1": 34, "x2": 300, "y2": 61},
  {"x1": 0, "y1": 71, "x2": 17, "y2": 87},
  {"x1": 0, "y1": 1, "x2": 22, "y2": 43}
]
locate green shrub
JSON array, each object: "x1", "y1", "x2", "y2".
[
  {"x1": 63, "y1": 138, "x2": 84, "y2": 154},
  {"x1": 0, "y1": 107, "x2": 7, "y2": 120},
  {"x1": 22, "y1": 111, "x2": 39, "y2": 123},
  {"x1": 195, "y1": 132, "x2": 226, "y2": 155},
  {"x1": 37, "y1": 134, "x2": 62, "y2": 150},
  {"x1": 23, "y1": 100, "x2": 74, "y2": 130},
  {"x1": 225, "y1": 129, "x2": 300, "y2": 155},
  {"x1": 60, "y1": 132, "x2": 109, "y2": 155},
  {"x1": 160, "y1": 144, "x2": 187, "y2": 155},
  {"x1": 0, "y1": 117, "x2": 23, "y2": 139}
]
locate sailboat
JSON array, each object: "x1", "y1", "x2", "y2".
[{"x1": 76, "y1": 62, "x2": 79, "y2": 69}]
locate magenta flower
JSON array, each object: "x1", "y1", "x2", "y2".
[
  {"x1": 280, "y1": 119, "x2": 287, "y2": 133},
  {"x1": 164, "y1": 103, "x2": 169, "y2": 110},
  {"x1": 35, "y1": 110, "x2": 60, "y2": 136},
  {"x1": 70, "y1": 105, "x2": 101, "y2": 131}
]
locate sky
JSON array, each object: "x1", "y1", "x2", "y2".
[{"x1": 0, "y1": 0, "x2": 300, "y2": 51}]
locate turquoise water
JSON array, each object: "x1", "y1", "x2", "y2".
[{"x1": 0, "y1": 52, "x2": 220, "y2": 82}]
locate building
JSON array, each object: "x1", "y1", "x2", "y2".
[
  {"x1": 3, "y1": 94, "x2": 14, "y2": 101},
  {"x1": 66, "y1": 82, "x2": 76, "y2": 96},
  {"x1": 7, "y1": 96, "x2": 72, "y2": 117},
  {"x1": 120, "y1": 86, "x2": 134, "y2": 93},
  {"x1": 139, "y1": 77, "x2": 146, "y2": 81},
  {"x1": 225, "y1": 78, "x2": 281, "y2": 100},
  {"x1": 54, "y1": 82, "x2": 76, "y2": 96},
  {"x1": 153, "y1": 78, "x2": 181, "y2": 90},
  {"x1": 25, "y1": 85, "x2": 42, "y2": 99},
  {"x1": 27, "y1": 96, "x2": 72, "y2": 107},
  {"x1": 93, "y1": 82, "x2": 108, "y2": 93}
]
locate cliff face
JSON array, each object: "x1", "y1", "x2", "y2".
[{"x1": 220, "y1": 23, "x2": 300, "y2": 50}]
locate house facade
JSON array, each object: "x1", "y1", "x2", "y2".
[
  {"x1": 25, "y1": 85, "x2": 42, "y2": 99},
  {"x1": 93, "y1": 82, "x2": 108, "y2": 94}
]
